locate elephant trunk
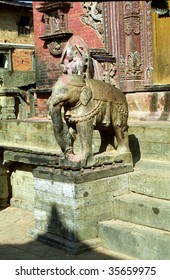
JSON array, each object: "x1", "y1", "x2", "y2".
[{"x1": 50, "y1": 105, "x2": 73, "y2": 154}]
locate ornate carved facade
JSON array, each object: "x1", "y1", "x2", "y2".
[
  {"x1": 81, "y1": 2, "x2": 104, "y2": 43},
  {"x1": 103, "y1": 1, "x2": 153, "y2": 91},
  {"x1": 37, "y1": 2, "x2": 72, "y2": 56},
  {"x1": 123, "y1": 1, "x2": 140, "y2": 35},
  {"x1": 80, "y1": 2, "x2": 116, "y2": 84},
  {"x1": 32, "y1": 1, "x2": 170, "y2": 121}
]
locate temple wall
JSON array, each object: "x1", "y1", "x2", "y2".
[{"x1": 33, "y1": 2, "x2": 103, "y2": 89}]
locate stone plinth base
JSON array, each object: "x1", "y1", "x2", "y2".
[
  {"x1": 126, "y1": 85, "x2": 170, "y2": 121},
  {"x1": 30, "y1": 164, "x2": 133, "y2": 254},
  {"x1": 29, "y1": 229, "x2": 101, "y2": 254}
]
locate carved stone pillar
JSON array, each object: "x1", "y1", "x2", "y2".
[{"x1": 103, "y1": 1, "x2": 153, "y2": 92}]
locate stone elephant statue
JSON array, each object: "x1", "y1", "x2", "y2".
[{"x1": 48, "y1": 74, "x2": 132, "y2": 168}]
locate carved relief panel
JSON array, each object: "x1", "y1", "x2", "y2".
[
  {"x1": 119, "y1": 1, "x2": 142, "y2": 89},
  {"x1": 81, "y1": 2, "x2": 104, "y2": 43},
  {"x1": 103, "y1": 1, "x2": 153, "y2": 91},
  {"x1": 123, "y1": 1, "x2": 140, "y2": 35},
  {"x1": 43, "y1": 9, "x2": 66, "y2": 35},
  {"x1": 80, "y1": 2, "x2": 116, "y2": 84}
]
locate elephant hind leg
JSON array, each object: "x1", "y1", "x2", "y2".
[{"x1": 114, "y1": 125, "x2": 130, "y2": 154}]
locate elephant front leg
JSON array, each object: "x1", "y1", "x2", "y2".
[
  {"x1": 50, "y1": 106, "x2": 74, "y2": 155},
  {"x1": 76, "y1": 119, "x2": 94, "y2": 167}
]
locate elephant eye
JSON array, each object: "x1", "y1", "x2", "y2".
[{"x1": 59, "y1": 88, "x2": 68, "y2": 94}]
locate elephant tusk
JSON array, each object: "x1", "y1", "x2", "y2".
[{"x1": 53, "y1": 100, "x2": 65, "y2": 107}]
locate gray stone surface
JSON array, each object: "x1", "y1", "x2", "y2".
[
  {"x1": 98, "y1": 157, "x2": 170, "y2": 260},
  {"x1": 0, "y1": 120, "x2": 170, "y2": 259},
  {"x1": 1, "y1": 71, "x2": 35, "y2": 87},
  {"x1": 0, "y1": 120, "x2": 59, "y2": 152},
  {"x1": 129, "y1": 121, "x2": 170, "y2": 162},
  {"x1": 98, "y1": 219, "x2": 170, "y2": 260},
  {"x1": 0, "y1": 120, "x2": 170, "y2": 163},
  {"x1": 112, "y1": 192, "x2": 170, "y2": 231},
  {"x1": 32, "y1": 170, "x2": 130, "y2": 249},
  {"x1": 129, "y1": 160, "x2": 170, "y2": 199},
  {"x1": 10, "y1": 166, "x2": 35, "y2": 212}
]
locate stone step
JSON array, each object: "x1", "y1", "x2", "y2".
[
  {"x1": 98, "y1": 219, "x2": 170, "y2": 259},
  {"x1": 129, "y1": 122, "x2": 170, "y2": 162},
  {"x1": 129, "y1": 160, "x2": 170, "y2": 200},
  {"x1": 112, "y1": 192, "x2": 170, "y2": 231}
]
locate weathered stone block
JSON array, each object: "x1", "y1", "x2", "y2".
[
  {"x1": 10, "y1": 166, "x2": 34, "y2": 212},
  {"x1": 31, "y1": 166, "x2": 130, "y2": 251},
  {"x1": 98, "y1": 220, "x2": 170, "y2": 260},
  {"x1": 129, "y1": 121, "x2": 170, "y2": 162},
  {"x1": 127, "y1": 90, "x2": 170, "y2": 121},
  {"x1": 129, "y1": 160, "x2": 170, "y2": 199},
  {"x1": 112, "y1": 192, "x2": 170, "y2": 231},
  {"x1": 2, "y1": 71, "x2": 35, "y2": 88}
]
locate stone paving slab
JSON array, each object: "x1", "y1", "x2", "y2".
[{"x1": 0, "y1": 207, "x2": 132, "y2": 260}]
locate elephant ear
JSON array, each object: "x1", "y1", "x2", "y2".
[{"x1": 80, "y1": 86, "x2": 92, "y2": 106}]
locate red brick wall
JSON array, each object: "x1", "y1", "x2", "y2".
[
  {"x1": 0, "y1": 5, "x2": 34, "y2": 72},
  {"x1": 33, "y1": 2, "x2": 104, "y2": 88}
]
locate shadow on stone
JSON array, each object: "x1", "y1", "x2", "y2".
[
  {"x1": 129, "y1": 134, "x2": 141, "y2": 165},
  {"x1": 0, "y1": 205, "x2": 122, "y2": 260},
  {"x1": 35, "y1": 203, "x2": 102, "y2": 255}
]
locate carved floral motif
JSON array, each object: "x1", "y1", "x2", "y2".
[
  {"x1": 47, "y1": 41, "x2": 61, "y2": 56},
  {"x1": 124, "y1": 17, "x2": 140, "y2": 35},
  {"x1": 124, "y1": 1, "x2": 140, "y2": 15},
  {"x1": 81, "y1": 2, "x2": 104, "y2": 42},
  {"x1": 102, "y1": 1, "x2": 154, "y2": 87},
  {"x1": 123, "y1": 1, "x2": 140, "y2": 35}
]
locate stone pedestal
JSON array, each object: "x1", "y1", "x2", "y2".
[
  {"x1": 30, "y1": 163, "x2": 133, "y2": 254},
  {"x1": 0, "y1": 88, "x2": 19, "y2": 119}
]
